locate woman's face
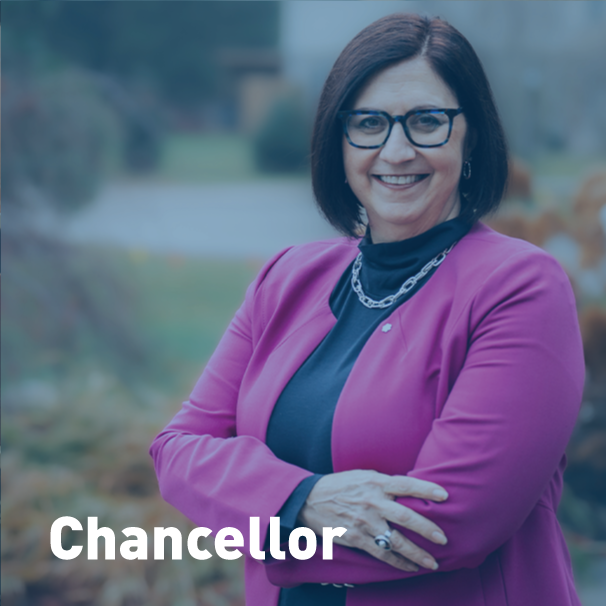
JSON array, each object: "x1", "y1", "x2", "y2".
[{"x1": 343, "y1": 56, "x2": 469, "y2": 243}]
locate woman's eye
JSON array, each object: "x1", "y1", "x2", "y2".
[
  {"x1": 410, "y1": 114, "x2": 443, "y2": 131},
  {"x1": 354, "y1": 116, "x2": 385, "y2": 131}
]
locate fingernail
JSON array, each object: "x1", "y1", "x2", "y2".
[
  {"x1": 432, "y1": 489, "x2": 448, "y2": 499},
  {"x1": 423, "y1": 557, "x2": 439, "y2": 570},
  {"x1": 432, "y1": 531, "x2": 447, "y2": 545}
]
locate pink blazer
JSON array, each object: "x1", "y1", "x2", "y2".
[{"x1": 150, "y1": 222, "x2": 585, "y2": 606}]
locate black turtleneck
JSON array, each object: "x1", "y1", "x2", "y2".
[{"x1": 265, "y1": 216, "x2": 472, "y2": 606}]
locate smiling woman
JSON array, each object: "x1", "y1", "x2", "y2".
[
  {"x1": 341, "y1": 57, "x2": 470, "y2": 242},
  {"x1": 151, "y1": 13, "x2": 585, "y2": 606}
]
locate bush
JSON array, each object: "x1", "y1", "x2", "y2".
[
  {"x1": 252, "y1": 92, "x2": 311, "y2": 174},
  {"x1": 2, "y1": 69, "x2": 121, "y2": 214},
  {"x1": 1, "y1": 229, "x2": 153, "y2": 386},
  {"x1": 2, "y1": 378, "x2": 245, "y2": 606}
]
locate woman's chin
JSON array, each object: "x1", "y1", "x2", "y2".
[
  {"x1": 368, "y1": 205, "x2": 452, "y2": 242},
  {"x1": 368, "y1": 218, "x2": 425, "y2": 242}
]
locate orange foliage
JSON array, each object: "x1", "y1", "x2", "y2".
[
  {"x1": 504, "y1": 157, "x2": 532, "y2": 199},
  {"x1": 572, "y1": 170, "x2": 606, "y2": 267}
]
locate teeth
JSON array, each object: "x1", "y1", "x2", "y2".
[{"x1": 378, "y1": 174, "x2": 424, "y2": 185}]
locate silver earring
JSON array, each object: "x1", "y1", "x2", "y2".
[{"x1": 462, "y1": 159, "x2": 472, "y2": 180}]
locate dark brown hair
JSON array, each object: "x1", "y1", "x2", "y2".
[{"x1": 311, "y1": 13, "x2": 509, "y2": 237}]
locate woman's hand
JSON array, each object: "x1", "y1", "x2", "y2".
[{"x1": 298, "y1": 470, "x2": 448, "y2": 572}]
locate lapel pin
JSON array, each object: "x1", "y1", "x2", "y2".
[{"x1": 381, "y1": 323, "x2": 392, "y2": 333}]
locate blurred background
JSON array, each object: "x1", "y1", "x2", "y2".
[{"x1": 2, "y1": 1, "x2": 606, "y2": 605}]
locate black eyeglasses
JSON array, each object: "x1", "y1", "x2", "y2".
[{"x1": 337, "y1": 108, "x2": 463, "y2": 149}]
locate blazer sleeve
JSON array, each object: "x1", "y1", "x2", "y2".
[
  {"x1": 149, "y1": 247, "x2": 315, "y2": 554},
  {"x1": 266, "y1": 249, "x2": 585, "y2": 587}
]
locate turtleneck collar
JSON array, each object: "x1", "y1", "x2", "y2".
[{"x1": 356, "y1": 216, "x2": 473, "y2": 298}]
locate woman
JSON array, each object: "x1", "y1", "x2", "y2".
[{"x1": 151, "y1": 14, "x2": 585, "y2": 606}]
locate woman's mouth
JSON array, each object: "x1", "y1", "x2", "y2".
[{"x1": 374, "y1": 174, "x2": 429, "y2": 185}]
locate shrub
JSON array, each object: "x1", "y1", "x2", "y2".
[
  {"x1": 252, "y1": 92, "x2": 311, "y2": 174},
  {"x1": 2, "y1": 69, "x2": 121, "y2": 214}
]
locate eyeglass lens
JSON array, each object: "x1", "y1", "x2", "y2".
[{"x1": 346, "y1": 112, "x2": 452, "y2": 147}]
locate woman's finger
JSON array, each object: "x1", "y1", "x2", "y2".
[
  {"x1": 374, "y1": 527, "x2": 440, "y2": 570},
  {"x1": 346, "y1": 530, "x2": 420, "y2": 572},
  {"x1": 368, "y1": 542, "x2": 421, "y2": 572},
  {"x1": 380, "y1": 474, "x2": 449, "y2": 501},
  {"x1": 380, "y1": 499, "x2": 448, "y2": 545}
]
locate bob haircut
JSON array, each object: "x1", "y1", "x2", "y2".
[{"x1": 311, "y1": 13, "x2": 509, "y2": 237}]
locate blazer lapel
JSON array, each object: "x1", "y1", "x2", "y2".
[{"x1": 238, "y1": 305, "x2": 337, "y2": 442}]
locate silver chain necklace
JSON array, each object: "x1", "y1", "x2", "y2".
[{"x1": 351, "y1": 242, "x2": 456, "y2": 309}]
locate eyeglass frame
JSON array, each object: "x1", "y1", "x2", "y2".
[{"x1": 337, "y1": 107, "x2": 464, "y2": 149}]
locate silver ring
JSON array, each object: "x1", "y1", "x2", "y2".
[{"x1": 374, "y1": 529, "x2": 393, "y2": 551}]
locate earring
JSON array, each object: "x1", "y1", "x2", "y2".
[{"x1": 462, "y1": 159, "x2": 472, "y2": 180}]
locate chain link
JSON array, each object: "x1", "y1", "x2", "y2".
[{"x1": 351, "y1": 243, "x2": 456, "y2": 309}]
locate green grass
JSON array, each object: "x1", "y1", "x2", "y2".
[
  {"x1": 149, "y1": 133, "x2": 310, "y2": 183},
  {"x1": 118, "y1": 250, "x2": 260, "y2": 388},
  {"x1": 158, "y1": 133, "x2": 258, "y2": 182},
  {"x1": 76, "y1": 247, "x2": 263, "y2": 394},
  {"x1": 3, "y1": 243, "x2": 260, "y2": 396}
]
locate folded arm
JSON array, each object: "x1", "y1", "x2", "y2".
[
  {"x1": 149, "y1": 249, "x2": 315, "y2": 554},
  {"x1": 266, "y1": 251, "x2": 585, "y2": 587}
]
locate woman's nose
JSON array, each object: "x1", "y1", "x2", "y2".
[{"x1": 378, "y1": 122, "x2": 416, "y2": 163}]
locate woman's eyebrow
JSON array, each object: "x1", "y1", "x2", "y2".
[
  {"x1": 409, "y1": 104, "x2": 442, "y2": 111},
  {"x1": 350, "y1": 106, "x2": 385, "y2": 112},
  {"x1": 351, "y1": 103, "x2": 445, "y2": 113}
]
